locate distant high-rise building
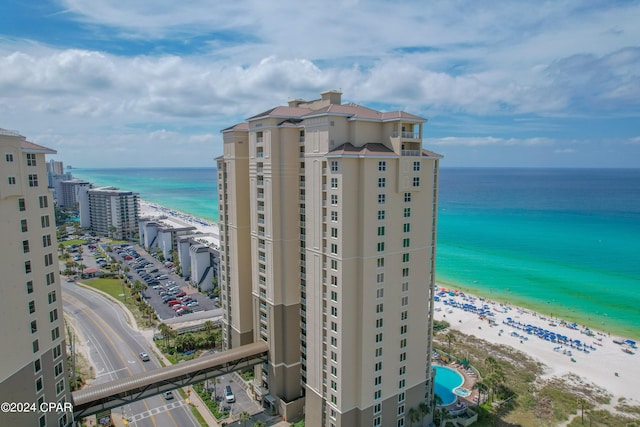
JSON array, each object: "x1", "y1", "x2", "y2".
[
  {"x1": 217, "y1": 92, "x2": 442, "y2": 425},
  {"x1": 59, "y1": 179, "x2": 91, "y2": 209},
  {"x1": 0, "y1": 129, "x2": 70, "y2": 426},
  {"x1": 77, "y1": 186, "x2": 140, "y2": 239}
]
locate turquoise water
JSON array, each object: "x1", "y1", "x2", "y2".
[
  {"x1": 433, "y1": 366, "x2": 464, "y2": 406},
  {"x1": 70, "y1": 167, "x2": 640, "y2": 339}
]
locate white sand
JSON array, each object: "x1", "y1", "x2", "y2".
[
  {"x1": 434, "y1": 289, "x2": 640, "y2": 405},
  {"x1": 139, "y1": 200, "x2": 219, "y2": 236},
  {"x1": 138, "y1": 199, "x2": 639, "y2": 404}
]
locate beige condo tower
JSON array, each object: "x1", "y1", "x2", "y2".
[
  {"x1": 217, "y1": 92, "x2": 441, "y2": 426},
  {"x1": 0, "y1": 129, "x2": 70, "y2": 426}
]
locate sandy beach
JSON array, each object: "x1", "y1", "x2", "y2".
[
  {"x1": 139, "y1": 199, "x2": 219, "y2": 236},
  {"x1": 138, "y1": 199, "x2": 639, "y2": 405},
  {"x1": 433, "y1": 289, "x2": 640, "y2": 405}
]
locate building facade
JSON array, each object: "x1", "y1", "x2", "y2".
[
  {"x1": 0, "y1": 129, "x2": 70, "y2": 426},
  {"x1": 217, "y1": 92, "x2": 441, "y2": 426},
  {"x1": 58, "y1": 179, "x2": 91, "y2": 209},
  {"x1": 78, "y1": 186, "x2": 140, "y2": 239}
]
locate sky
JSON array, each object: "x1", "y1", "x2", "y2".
[{"x1": 1, "y1": 1, "x2": 639, "y2": 168}]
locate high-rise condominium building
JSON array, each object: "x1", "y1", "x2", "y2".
[
  {"x1": 0, "y1": 129, "x2": 70, "y2": 427},
  {"x1": 217, "y1": 92, "x2": 441, "y2": 426},
  {"x1": 77, "y1": 186, "x2": 140, "y2": 239}
]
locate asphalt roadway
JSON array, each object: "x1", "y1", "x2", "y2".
[{"x1": 62, "y1": 281, "x2": 200, "y2": 427}]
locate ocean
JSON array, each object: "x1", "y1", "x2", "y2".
[{"x1": 71, "y1": 167, "x2": 640, "y2": 340}]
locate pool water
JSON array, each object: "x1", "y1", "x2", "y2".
[{"x1": 433, "y1": 366, "x2": 464, "y2": 405}]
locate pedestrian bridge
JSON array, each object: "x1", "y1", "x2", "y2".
[{"x1": 71, "y1": 342, "x2": 269, "y2": 419}]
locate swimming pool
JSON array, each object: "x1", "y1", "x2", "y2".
[{"x1": 433, "y1": 366, "x2": 464, "y2": 406}]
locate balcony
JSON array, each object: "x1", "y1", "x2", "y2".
[
  {"x1": 401, "y1": 149, "x2": 421, "y2": 156},
  {"x1": 392, "y1": 131, "x2": 420, "y2": 139}
]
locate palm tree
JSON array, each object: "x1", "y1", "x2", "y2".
[
  {"x1": 418, "y1": 401, "x2": 430, "y2": 425},
  {"x1": 238, "y1": 410, "x2": 251, "y2": 427},
  {"x1": 251, "y1": 421, "x2": 266, "y2": 427},
  {"x1": 445, "y1": 332, "x2": 456, "y2": 357},
  {"x1": 472, "y1": 380, "x2": 489, "y2": 406},
  {"x1": 158, "y1": 323, "x2": 174, "y2": 348},
  {"x1": 408, "y1": 407, "x2": 420, "y2": 427}
]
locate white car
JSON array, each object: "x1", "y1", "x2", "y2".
[{"x1": 138, "y1": 352, "x2": 150, "y2": 362}]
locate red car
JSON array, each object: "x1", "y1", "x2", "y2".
[
  {"x1": 167, "y1": 300, "x2": 181, "y2": 306},
  {"x1": 175, "y1": 291, "x2": 187, "y2": 298}
]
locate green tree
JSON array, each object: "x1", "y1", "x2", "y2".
[
  {"x1": 238, "y1": 411, "x2": 251, "y2": 427},
  {"x1": 408, "y1": 407, "x2": 420, "y2": 427},
  {"x1": 445, "y1": 332, "x2": 456, "y2": 357},
  {"x1": 158, "y1": 323, "x2": 174, "y2": 348},
  {"x1": 418, "y1": 401, "x2": 430, "y2": 424},
  {"x1": 252, "y1": 421, "x2": 266, "y2": 427}
]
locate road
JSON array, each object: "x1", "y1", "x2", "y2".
[{"x1": 62, "y1": 281, "x2": 200, "y2": 427}]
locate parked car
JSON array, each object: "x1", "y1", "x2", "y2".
[
  {"x1": 167, "y1": 300, "x2": 181, "y2": 306},
  {"x1": 175, "y1": 291, "x2": 187, "y2": 298},
  {"x1": 225, "y1": 386, "x2": 235, "y2": 403}
]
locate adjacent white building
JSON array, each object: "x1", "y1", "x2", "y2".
[{"x1": 78, "y1": 186, "x2": 140, "y2": 239}]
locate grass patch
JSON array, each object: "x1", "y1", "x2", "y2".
[
  {"x1": 192, "y1": 382, "x2": 229, "y2": 420},
  {"x1": 61, "y1": 239, "x2": 88, "y2": 247},
  {"x1": 82, "y1": 278, "x2": 156, "y2": 328}
]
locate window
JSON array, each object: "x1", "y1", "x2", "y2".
[
  {"x1": 39, "y1": 195, "x2": 48, "y2": 208},
  {"x1": 378, "y1": 161, "x2": 386, "y2": 172},
  {"x1": 412, "y1": 176, "x2": 420, "y2": 187},
  {"x1": 331, "y1": 211, "x2": 338, "y2": 221},
  {"x1": 31, "y1": 320, "x2": 38, "y2": 333},
  {"x1": 377, "y1": 242, "x2": 385, "y2": 252},
  {"x1": 400, "y1": 353, "x2": 407, "y2": 363},
  {"x1": 376, "y1": 288, "x2": 384, "y2": 299},
  {"x1": 403, "y1": 238, "x2": 410, "y2": 248},
  {"x1": 41, "y1": 215, "x2": 50, "y2": 228},
  {"x1": 330, "y1": 161, "x2": 339, "y2": 172},
  {"x1": 330, "y1": 291, "x2": 338, "y2": 302},
  {"x1": 48, "y1": 291, "x2": 56, "y2": 304},
  {"x1": 374, "y1": 417, "x2": 381, "y2": 427},
  {"x1": 402, "y1": 296, "x2": 409, "y2": 307},
  {"x1": 404, "y1": 207, "x2": 411, "y2": 218},
  {"x1": 50, "y1": 309, "x2": 58, "y2": 323},
  {"x1": 404, "y1": 192, "x2": 412, "y2": 203},
  {"x1": 331, "y1": 228, "x2": 338, "y2": 238},
  {"x1": 401, "y1": 310, "x2": 408, "y2": 320},
  {"x1": 331, "y1": 336, "x2": 337, "y2": 347},
  {"x1": 331, "y1": 260, "x2": 338, "y2": 270},
  {"x1": 34, "y1": 359, "x2": 41, "y2": 373},
  {"x1": 377, "y1": 226, "x2": 385, "y2": 236},
  {"x1": 403, "y1": 223, "x2": 410, "y2": 233},
  {"x1": 29, "y1": 300, "x2": 36, "y2": 314},
  {"x1": 39, "y1": 415, "x2": 46, "y2": 427},
  {"x1": 374, "y1": 375, "x2": 382, "y2": 386},
  {"x1": 402, "y1": 253, "x2": 410, "y2": 263},
  {"x1": 402, "y1": 267, "x2": 409, "y2": 277},
  {"x1": 376, "y1": 272, "x2": 384, "y2": 283},
  {"x1": 33, "y1": 339, "x2": 39, "y2": 353},
  {"x1": 378, "y1": 194, "x2": 385, "y2": 204},
  {"x1": 398, "y1": 392, "x2": 405, "y2": 402},
  {"x1": 5, "y1": 153, "x2": 13, "y2": 162},
  {"x1": 375, "y1": 333, "x2": 383, "y2": 343},
  {"x1": 374, "y1": 403, "x2": 382, "y2": 415},
  {"x1": 376, "y1": 303, "x2": 384, "y2": 313},
  {"x1": 45, "y1": 253, "x2": 53, "y2": 266},
  {"x1": 377, "y1": 210, "x2": 385, "y2": 220},
  {"x1": 331, "y1": 365, "x2": 337, "y2": 376},
  {"x1": 8, "y1": 176, "x2": 16, "y2": 185},
  {"x1": 400, "y1": 325, "x2": 407, "y2": 335},
  {"x1": 21, "y1": 219, "x2": 28, "y2": 232},
  {"x1": 28, "y1": 174, "x2": 38, "y2": 187},
  {"x1": 36, "y1": 376, "x2": 43, "y2": 391},
  {"x1": 27, "y1": 153, "x2": 37, "y2": 166},
  {"x1": 18, "y1": 198, "x2": 26, "y2": 211},
  {"x1": 46, "y1": 272, "x2": 54, "y2": 286},
  {"x1": 331, "y1": 194, "x2": 338, "y2": 205},
  {"x1": 330, "y1": 243, "x2": 338, "y2": 255},
  {"x1": 401, "y1": 282, "x2": 409, "y2": 292},
  {"x1": 51, "y1": 327, "x2": 60, "y2": 341},
  {"x1": 25, "y1": 260, "x2": 32, "y2": 274},
  {"x1": 398, "y1": 417, "x2": 405, "y2": 427},
  {"x1": 43, "y1": 234, "x2": 52, "y2": 247},
  {"x1": 26, "y1": 281, "x2": 33, "y2": 294},
  {"x1": 377, "y1": 257, "x2": 385, "y2": 268},
  {"x1": 398, "y1": 404, "x2": 405, "y2": 416},
  {"x1": 413, "y1": 161, "x2": 420, "y2": 171},
  {"x1": 400, "y1": 338, "x2": 407, "y2": 348},
  {"x1": 23, "y1": 240, "x2": 30, "y2": 253},
  {"x1": 331, "y1": 177, "x2": 338, "y2": 189},
  {"x1": 331, "y1": 306, "x2": 338, "y2": 317},
  {"x1": 378, "y1": 177, "x2": 386, "y2": 188},
  {"x1": 54, "y1": 362, "x2": 63, "y2": 377},
  {"x1": 55, "y1": 379, "x2": 65, "y2": 395},
  {"x1": 375, "y1": 347, "x2": 383, "y2": 357},
  {"x1": 376, "y1": 318, "x2": 384, "y2": 328},
  {"x1": 53, "y1": 344, "x2": 62, "y2": 359},
  {"x1": 374, "y1": 390, "x2": 382, "y2": 400}
]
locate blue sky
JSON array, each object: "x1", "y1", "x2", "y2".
[{"x1": 1, "y1": 0, "x2": 639, "y2": 168}]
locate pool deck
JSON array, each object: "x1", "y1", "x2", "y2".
[{"x1": 432, "y1": 358, "x2": 480, "y2": 408}]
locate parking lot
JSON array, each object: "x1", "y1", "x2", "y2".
[{"x1": 111, "y1": 244, "x2": 218, "y2": 320}]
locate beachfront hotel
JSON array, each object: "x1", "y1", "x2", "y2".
[
  {"x1": 77, "y1": 186, "x2": 140, "y2": 239},
  {"x1": 217, "y1": 91, "x2": 442, "y2": 425},
  {"x1": 0, "y1": 129, "x2": 71, "y2": 426}
]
